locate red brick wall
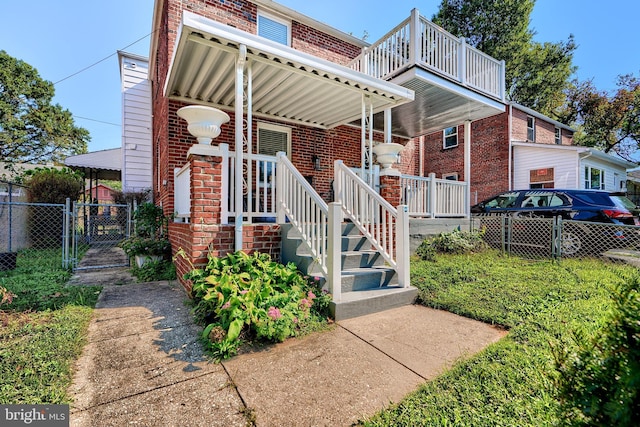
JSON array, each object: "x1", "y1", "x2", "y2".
[
  {"x1": 422, "y1": 113, "x2": 510, "y2": 204},
  {"x1": 510, "y1": 107, "x2": 573, "y2": 145}
]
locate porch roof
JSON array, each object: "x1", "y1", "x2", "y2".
[
  {"x1": 64, "y1": 148, "x2": 122, "y2": 181},
  {"x1": 164, "y1": 11, "x2": 415, "y2": 130}
]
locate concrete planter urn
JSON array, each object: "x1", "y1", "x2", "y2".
[
  {"x1": 373, "y1": 143, "x2": 404, "y2": 169},
  {"x1": 177, "y1": 105, "x2": 230, "y2": 145},
  {"x1": 134, "y1": 254, "x2": 163, "y2": 268}
]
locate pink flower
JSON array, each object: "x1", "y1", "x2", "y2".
[
  {"x1": 293, "y1": 317, "x2": 298, "y2": 324},
  {"x1": 221, "y1": 301, "x2": 231, "y2": 309},
  {"x1": 267, "y1": 306, "x2": 282, "y2": 320},
  {"x1": 307, "y1": 291, "x2": 316, "y2": 300},
  {"x1": 313, "y1": 276, "x2": 320, "y2": 282},
  {"x1": 299, "y1": 298, "x2": 312, "y2": 309},
  {"x1": 240, "y1": 290, "x2": 248, "y2": 295}
]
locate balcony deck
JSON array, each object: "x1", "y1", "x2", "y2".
[{"x1": 349, "y1": 9, "x2": 506, "y2": 137}]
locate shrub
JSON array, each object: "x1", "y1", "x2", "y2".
[
  {"x1": 554, "y1": 273, "x2": 640, "y2": 426},
  {"x1": 131, "y1": 259, "x2": 176, "y2": 282},
  {"x1": 181, "y1": 250, "x2": 331, "y2": 360},
  {"x1": 416, "y1": 228, "x2": 487, "y2": 261}
]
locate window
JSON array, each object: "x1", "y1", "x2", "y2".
[
  {"x1": 442, "y1": 173, "x2": 458, "y2": 180},
  {"x1": 257, "y1": 11, "x2": 290, "y2": 46},
  {"x1": 443, "y1": 126, "x2": 458, "y2": 149},
  {"x1": 529, "y1": 167, "x2": 554, "y2": 189},
  {"x1": 585, "y1": 166, "x2": 605, "y2": 190},
  {"x1": 257, "y1": 123, "x2": 290, "y2": 156},
  {"x1": 554, "y1": 127, "x2": 561, "y2": 145},
  {"x1": 527, "y1": 116, "x2": 535, "y2": 141}
]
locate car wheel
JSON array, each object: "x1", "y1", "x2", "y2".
[{"x1": 560, "y1": 231, "x2": 582, "y2": 256}]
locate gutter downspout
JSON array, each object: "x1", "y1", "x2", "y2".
[
  {"x1": 235, "y1": 45, "x2": 247, "y2": 252},
  {"x1": 464, "y1": 121, "x2": 471, "y2": 215},
  {"x1": 580, "y1": 150, "x2": 592, "y2": 188}
]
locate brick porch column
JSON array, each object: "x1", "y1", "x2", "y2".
[{"x1": 379, "y1": 172, "x2": 402, "y2": 207}]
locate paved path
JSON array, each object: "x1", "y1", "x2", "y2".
[{"x1": 68, "y1": 264, "x2": 505, "y2": 426}]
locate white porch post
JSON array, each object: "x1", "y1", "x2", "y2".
[
  {"x1": 384, "y1": 108, "x2": 392, "y2": 144},
  {"x1": 220, "y1": 143, "x2": 230, "y2": 224},
  {"x1": 396, "y1": 204, "x2": 410, "y2": 287},
  {"x1": 327, "y1": 202, "x2": 342, "y2": 302},
  {"x1": 464, "y1": 120, "x2": 471, "y2": 217},
  {"x1": 235, "y1": 45, "x2": 247, "y2": 251}
]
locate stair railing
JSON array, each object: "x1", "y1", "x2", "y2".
[
  {"x1": 334, "y1": 160, "x2": 410, "y2": 287},
  {"x1": 276, "y1": 153, "x2": 343, "y2": 300}
]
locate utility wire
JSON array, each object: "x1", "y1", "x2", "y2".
[
  {"x1": 53, "y1": 31, "x2": 153, "y2": 86},
  {"x1": 73, "y1": 115, "x2": 121, "y2": 127}
]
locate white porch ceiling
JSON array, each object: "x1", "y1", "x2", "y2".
[{"x1": 165, "y1": 12, "x2": 415, "y2": 130}]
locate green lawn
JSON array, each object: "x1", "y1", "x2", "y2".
[
  {"x1": 364, "y1": 251, "x2": 636, "y2": 426},
  {"x1": 0, "y1": 249, "x2": 101, "y2": 404}
]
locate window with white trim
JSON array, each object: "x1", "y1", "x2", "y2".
[
  {"x1": 257, "y1": 123, "x2": 291, "y2": 156},
  {"x1": 257, "y1": 10, "x2": 291, "y2": 46},
  {"x1": 554, "y1": 127, "x2": 561, "y2": 145},
  {"x1": 443, "y1": 126, "x2": 458, "y2": 149},
  {"x1": 442, "y1": 172, "x2": 458, "y2": 180},
  {"x1": 585, "y1": 166, "x2": 605, "y2": 190},
  {"x1": 527, "y1": 116, "x2": 535, "y2": 141}
]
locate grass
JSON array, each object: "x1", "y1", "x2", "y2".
[
  {"x1": 0, "y1": 248, "x2": 101, "y2": 404},
  {"x1": 363, "y1": 250, "x2": 636, "y2": 426}
]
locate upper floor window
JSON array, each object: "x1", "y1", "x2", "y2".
[
  {"x1": 257, "y1": 11, "x2": 290, "y2": 46},
  {"x1": 585, "y1": 166, "x2": 605, "y2": 190},
  {"x1": 443, "y1": 126, "x2": 458, "y2": 149},
  {"x1": 554, "y1": 127, "x2": 561, "y2": 145},
  {"x1": 527, "y1": 116, "x2": 535, "y2": 141}
]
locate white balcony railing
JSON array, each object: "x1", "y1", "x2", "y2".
[
  {"x1": 228, "y1": 152, "x2": 278, "y2": 223},
  {"x1": 400, "y1": 173, "x2": 468, "y2": 218},
  {"x1": 349, "y1": 9, "x2": 505, "y2": 101}
]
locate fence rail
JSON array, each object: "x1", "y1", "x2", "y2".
[
  {"x1": 401, "y1": 173, "x2": 467, "y2": 218},
  {"x1": 472, "y1": 214, "x2": 640, "y2": 261},
  {"x1": 349, "y1": 9, "x2": 504, "y2": 100}
]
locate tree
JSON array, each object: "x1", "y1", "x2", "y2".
[
  {"x1": 432, "y1": 0, "x2": 576, "y2": 115},
  {"x1": 0, "y1": 50, "x2": 89, "y2": 169},
  {"x1": 556, "y1": 74, "x2": 640, "y2": 161}
]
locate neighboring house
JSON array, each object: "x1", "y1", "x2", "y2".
[
  {"x1": 419, "y1": 102, "x2": 635, "y2": 204},
  {"x1": 84, "y1": 183, "x2": 117, "y2": 204},
  {"x1": 148, "y1": 0, "x2": 507, "y2": 317}
]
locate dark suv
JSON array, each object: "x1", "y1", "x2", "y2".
[{"x1": 471, "y1": 189, "x2": 639, "y2": 225}]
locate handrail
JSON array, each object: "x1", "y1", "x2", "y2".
[
  {"x1": 276, "y1": 153, "x2": 329, "y2": 276},
  {"x1": 400, "y1": 173, "x2": 468, "y2": 218},
  {"x1": 334, "y1": 160, "x2": 398, "y2": 268}
]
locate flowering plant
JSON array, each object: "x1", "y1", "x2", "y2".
[{"x1": 119, "y1": 236, "x2": 171, "y2": 257}]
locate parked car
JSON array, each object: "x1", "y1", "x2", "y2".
[{"x1": 471, "y1": 189, "x2": 640, "y2": 255}]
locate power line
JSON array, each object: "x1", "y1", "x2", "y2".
[
  {"x1": 73, "y1": 115, "x2": 121, "y2": 127},
  {"x1": 53, "y1": 31, "x2": 152, "y2": 86}
]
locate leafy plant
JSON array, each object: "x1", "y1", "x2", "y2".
[
  {"x1": 415, "y1": 228, "x2": 487, "y2": 261},
  {"x1": 554, "y1": 273, "x2": 640, "y2": 426},
  {"x1": 180, "y1": 250, "x2": 331, "y2": 360},
  {"x1": 130, "y1": 259, "x2": 176, "y2": 282},
  {"x1": 119, "y1": 236, "x2": 171, "y2": 257},
  {"x1": 119, "y1": 202, "x2": 171, "y2": 259}
]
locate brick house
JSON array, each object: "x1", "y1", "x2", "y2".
[
  {"x1": 148, "y1": 0, "x2": 507, "y2": 318},
  {"x1": 419, "y1": 102, "x2": 634, "y2": 205}
]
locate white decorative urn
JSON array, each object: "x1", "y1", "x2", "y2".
[
  {"x1": 372, "y1": 143, "x2": 404, "y2": 169},
  {"x1": 177, "y1": 105, "x2": 230, "y2": 145}
]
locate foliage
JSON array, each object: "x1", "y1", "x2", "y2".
[
  {"x1": 554, "y1": 273, "x2": 640, "y2": 426},
  {"x1": 556, "y1": 74, "x2": 640, "y2": 161},
  {"x1": 364, "y1": 252, "x2": 636, "y2": 426},
  {"x1": 181, "y1": 250, "x2": 332, "y2": 361},
  {"x1": 0, "y1": 248, "x2": 100, "y2": 312},
  {"x1": 130, "y1": 258, "x2": 177, "y2": 282},
  {"x1": 112, "y1": 189, "x2": 151, "y2": 207},
  {"x1": 415, "y1": 228, "x2": 487, "y2": 261},
  {"x1": 432, "y1": 0, "x2": 576, "y2": 115},
  {"x1": 0, "y1": 50, "x2": 89, "y2": 169},
  {"x1": 0, "y1": 247, "x2": 99, "y2": 404},
  {"x1": 119, "y1": 236, "x2": 171, "y2": 257},
  {"x1": 23, "y1": 167, "x2": 84, "y2": 204}
]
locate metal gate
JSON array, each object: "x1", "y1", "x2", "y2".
[{"x1": 67, "y1": 201, "x2": 132, "y2": 270}]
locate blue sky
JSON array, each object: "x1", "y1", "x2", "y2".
[{"x1": 1, "y1": 0, "x2": 638, "y2": 153}]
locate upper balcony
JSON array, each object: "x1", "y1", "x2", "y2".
[{"x1": 349, "y1": 9, "x2": 506, "y2": 138}]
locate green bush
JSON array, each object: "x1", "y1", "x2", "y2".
[
  {"x1": 182, "y1": 250, "x2": 332, "y2": 360},
  {"x1": 131, "y1": 259, "x2": 176, "y2": 282},
  {"x1": 554, "y1": 273, "x2": 640, "y2": 426},
  {"x1": 416, "y1": 228, "x2": 487, "y2": 261}
]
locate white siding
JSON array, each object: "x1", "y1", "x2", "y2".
[
  {"x1": 513, "y1": 145, "x2": 579, "y2": 189},
  {"x1": 120, "y1": 53, "x2": 152, "y2": 193},
  {"x1": 581, "y1": 157, "x2": 628, "y2": 192}
]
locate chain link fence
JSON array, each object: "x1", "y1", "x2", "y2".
[{"x1": 472, "y1": 214, "x2": 640, "y2": 262}]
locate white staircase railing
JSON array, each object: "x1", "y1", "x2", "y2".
[
  {"x1": 334, "y1": 161, "x2": 410, "y2": 287},
  {"x1": 276, "y1": 152, "x2": 343, "y2": 300}
]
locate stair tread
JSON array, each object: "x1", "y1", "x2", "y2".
[{"x1": 335, "y1": 286, "x2": 417, "y2": 303}]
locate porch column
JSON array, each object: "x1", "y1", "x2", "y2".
[
  {"x1": 379, "y1": 174, "x2": 402, "y2": 207},
  {"x1": 235, "y1": 45, "x2": 247, "y2": 251},
  {"x1": 464, "y1": 120, "x2": 471, "y2": 216}
]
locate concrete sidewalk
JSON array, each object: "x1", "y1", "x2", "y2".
[{"x1": 68, "y1": 274, "x2": 505, "y2": 426}]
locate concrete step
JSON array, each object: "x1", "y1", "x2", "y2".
[
  {"x1": 340, "y1": 267, "x2": 397, "y2": 292},
  {"x1": 330, "y1": 286, "x2": 418, "y2": 321},
  {"x1": 341, "y1": 250, "x2": 385, "y2": 269}
]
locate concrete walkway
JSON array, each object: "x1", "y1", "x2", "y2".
[{"x1": 68, "y1": 267, "x2": 505, "y2": 426}]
